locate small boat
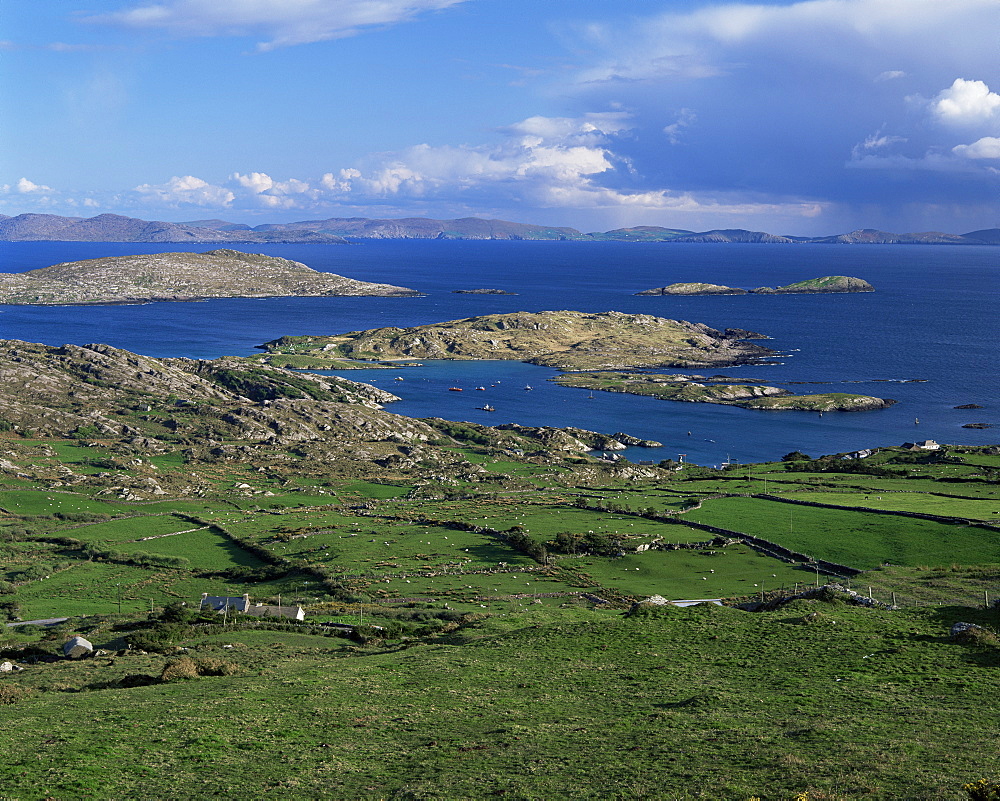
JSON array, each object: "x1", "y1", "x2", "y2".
[
  {"x1": 588, "y1": 391, "x2": 595, "y2": 399},
  {"x1": 448, "y1": 387, "x2": 463, "y2": 392},
  {"x1": 475, "y1": 386, "x2": 486, "y2": 391},
  {"x1": 524, "y1": 385, "x2": 532, "y2": 391},
  {"x1": 479, "y1": 404, "x2": 495, "y2": 412},
  {"x1": 394, "y1": 377, "x2": 404, "y2": 381}
]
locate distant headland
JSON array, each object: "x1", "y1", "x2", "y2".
[{"x1": 3, "y1": 212, "x2": 1000, "y2": 245}]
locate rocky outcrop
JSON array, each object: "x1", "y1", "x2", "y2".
[
  {"x1": 743, "y1": 393, "x2": 896, "y2": 411},
  {"x1": 0, "y1": 249, "x2": 418, "y2": 305},
  {"x1": 0, "y1": 339, "x2": 434, "y2": 448}
]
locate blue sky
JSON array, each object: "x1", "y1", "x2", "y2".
[{"x1": 3, "y1": 0, "x2": 1000, "y2": 235}]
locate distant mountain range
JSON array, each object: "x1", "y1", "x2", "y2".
[
  {"x1": 0, "y1": 213, "x2": 348, "y2": 244},
  {"x1": 3, "y1": 212, "x2": 1000, "y2": 246}
]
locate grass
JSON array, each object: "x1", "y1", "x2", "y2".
[
  {"x1": 0, "y1": 437, "x2": 999, "y2": 797},
  {"x1": 781, "y1": 489, "x2": 1000, "y2": 521},
  {"x1": 339, "y1": 481, "x2": 411, "y2": 499},
  {"x1": 683, "y1": 496, "x2": 1000, "y2": 570},
  {"x1": 111, "y1": 529, "x2": 267, "y2": 571},
  {"x1": 570, "y1": 543, "x2": 812, "y2": 599},
  {"x1": 0, "y1": 602, "x2": 997, "y2": 798},
  {"x1": 0, "y1": 490, "x2": 125, "y2": 517},
  {"x1": 57, "y1": 514, "x2": 200, "y2": 544}
]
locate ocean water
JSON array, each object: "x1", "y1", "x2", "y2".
[{"x1": 0, "y1": 239, "x2": 996, "y2": 465}]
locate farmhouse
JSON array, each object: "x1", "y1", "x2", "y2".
[
  {"x1": 901, "y1": 440, "x2": 940, "y2": 451},
  {"x1": 199, "y1": 593, "x2": 305, "y2": 621}
]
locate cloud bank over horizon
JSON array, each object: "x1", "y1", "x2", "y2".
[{"x1": 4, "y1": 0, "x2": 1000, "y2": 234}]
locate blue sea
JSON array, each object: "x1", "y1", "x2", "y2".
[{"x1": 0, "y1": 239, "x2": 996, "y2": 465}]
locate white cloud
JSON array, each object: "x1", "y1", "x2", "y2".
[
  {"x1": 953, "y1": 137, "x2": 1000, "y2": 159},
  {"x1": 572, "y1": 0, "x2": 1000, "y2": 87},
  {"x1": 850, "y1": 131, "x2": 907, "y2": 160},
  {"x1": 229, "y1": 171, "x2": 318, "y2": 208},
  {"x1": 14, "y1": 178, "x2": 55, "y2": 194},
  {"x1": 875, "y1": 70, "x2": 907, "y2": 82},
  {"x1": 930, "y1": 78, "x2": 1000, "y2": 127},
  {"x1": 89, "y1": 0, "x2": 470, "y2": 50},
  {"x1": 663, "y1": 109, "x2": 696, "y2": 144},
  {"x1": 134, "y1": 175, "x2": 235, "y2": 206},
  {"x1": 316, "y1": 112, "x2": 822, "y2": 218},
  {"x1": 851, "y1": 79, "x2": 1000, "y2": 172}
]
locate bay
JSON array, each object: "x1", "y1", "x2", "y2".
[{"x1": 0, "y1": 239, "x2": 996, "y2": 465}]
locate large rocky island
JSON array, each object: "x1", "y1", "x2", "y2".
[
  {"x1": 258, "y1": 310, "x2": 774, "y2": 371},
  {"x1": 0, "y1": 249, "x2": 419, "y2": 305}
]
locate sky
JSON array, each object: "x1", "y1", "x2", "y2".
[{"x1": 3, "y1": 0, "x2": 1000, "y2": 235}]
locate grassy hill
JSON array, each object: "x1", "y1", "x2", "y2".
[{"x1": 0, "y1": 338, "x2": 997, "y2": 798}]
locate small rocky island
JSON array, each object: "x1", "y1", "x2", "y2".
[
  {"x1": 0, "y1": 249, "x2": 419, "y2": 305},
  {"x1": 257, "y1": 310, "x2": 774, "y2": 371},
  {"x1": 553, "y1": 372, "x2": 896, "y2": 412},
  {"x1": 636, "y1": 276, "x2": 874, "y2": 296},
  {"x1": 636, "y1": 283, "x2": 748, "y2": 296},
  {"x1": 452, "y1": 288, "x2": 518, "y2": 295}
]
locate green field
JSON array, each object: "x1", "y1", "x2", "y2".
[
  {"x1": 60, "y1": 514, "x2": 199, "y2": 544},
  {"x1": 683, "y1": 496, "x2": 1000, "y2": 569},
  {"x1": 112, "y1": 529, "x2": 266, "y2": 571},
  {"x1": 0, "y1": 490, "x2": 126, "y2": 517},
  {"x1": 781, "y1": 489, "x2": 1000, "y2": 521},
  {"x1": 0, "y1": 436, "x2": 998, "y2": 798}
]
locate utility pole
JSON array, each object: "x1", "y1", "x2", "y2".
[{"x1": 116, "y1": 583, "x2": 122, "y2": 614}]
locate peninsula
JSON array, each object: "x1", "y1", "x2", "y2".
[
  {"x1": 257, "y1": 310, "x2": 774, "y2": 371},
  {"x1": 636, "y1": 276, "x2": 874, "y2": 296},
  {"x1": 0, "y1": 249, "x2": 419, "y2": 305}
]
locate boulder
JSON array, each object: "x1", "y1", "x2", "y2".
[{"x1": 63, "y1": 636, "x2": 94, "y2": 659}]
